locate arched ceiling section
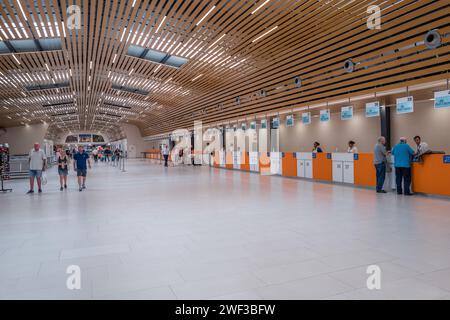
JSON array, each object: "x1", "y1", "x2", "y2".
[{"x1": 0, "y1": 0, "x2": 449, "y2": 137}]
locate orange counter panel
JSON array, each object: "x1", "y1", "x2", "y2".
[
  {"x1": 241, "y1": 152, "x2": 250, "y2": 171},
  {"x1": 225, "y1": 152, "x2": 233, "y2": 169},
  {"x1": 313, "y1": 153, "x2": 332, "y2": 181},
  {"x1": 412, "y1": 154, "x2": 450, "y2": 197},
  {"x1": 354, "y1": 153, "x2": 376, "y2": 187},
  {"x1": 282, "y1": 153, "x2": 297, "y2": 177}
]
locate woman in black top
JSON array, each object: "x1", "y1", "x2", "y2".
[{"x1": 57, "y1": 148, "x2": 70, "y2": 191}]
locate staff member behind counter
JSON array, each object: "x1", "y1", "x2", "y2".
[{"x1": 413, "y1": 135, "x2": 431, "y2": 162}]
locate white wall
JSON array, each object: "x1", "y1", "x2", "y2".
[
  {"x1": 0, "y1": 123, "x2": 50, "y2": 155},
  {"x1": 115, "y1": 124, "x2": 154, "y2": 158},
  {"x1": 391, "y1": 100, "x2": 450, "y2": 153},
  {"x1": 279, "y1": 108, "x2": 380, "y2": 153}
]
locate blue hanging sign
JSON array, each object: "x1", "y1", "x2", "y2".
[
  {"x1": 302, "y1": 112, "x2": 311, "y2": 124},
  {"x1": 250, "y1": 121, "x2": 256, "y2": 130},
  {"x1": 366, "y1": 101, "x2": 380, "y2": 117},
  {"x1": 286, "y1": 115, "x2": 294, "y2": 127},
  {"x1": 396, "y1": 96, "x2": 414, "y2": 114},
  {"x1": 434, "y1": 90, "x2": 450, "y2": 109},
  {"x1": 261, "y1": 119, "x2": 267, "y2": 129},
  {"x1": 320, "y1": 109, "x2": 330, "y2": 122},
  {"x1": 341, "y1": 106, "x2": 353, "y2": 120}
]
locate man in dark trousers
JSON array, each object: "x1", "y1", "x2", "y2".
[
  {"x1": 162, "y1": 144, "x2": 169, "y2": 167},
  {"x1": 392, "y1": 137, "x2": 415, "y2": 196},
  {"x1": 74, "y1": 145, "x2": 91, "y2": 192}
]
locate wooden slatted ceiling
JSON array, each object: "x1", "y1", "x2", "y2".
[{"x1": 0, "y1": 0, "x2": 448, "y2": 139}]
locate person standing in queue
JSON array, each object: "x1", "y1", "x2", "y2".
[
  {"x1": 73, "y1": 145, "x2": 91, "y2": 192},
  {"x1": 392, "y1": 137, "x2": 415, "y2": 196},
  {"x1": 312, "y1": 142, "x2": 323, "y2": 153},
  {"x1": 162, "y1": 144, "x2": 170, "y2": 167},
  {"x1": 373, "y1": 136, "x2": 389, "y2": 194}
]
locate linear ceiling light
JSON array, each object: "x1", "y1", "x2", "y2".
[
  {"x1": 196, "y1": 6, "x2": 216, "y2": 26},
  {"x1": 208, "y1": 33, "x2": 226, "y2": 48},
  {"x1": 120, "y1": 27, "x2": 127, "y2": 42},
  {"x1": 155, "y1": 16, "x2": 167, "y2": 33},
  {"x1": 16, "y1": 0, "x2": 28, "y2": 21},
  {"x1": 12, "y1": 53, "x2": 21, "y2": 64},
  {"x1": 191, "y1": 74, "x2": 203, "y2": 82},
  {"x1": 252, "y1": 25, "x2": 278, "y2": 43},
  {"x1": 251, "y1": 0, "x2": 270, "y2": 14}
]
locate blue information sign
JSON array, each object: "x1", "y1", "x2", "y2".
[
  {"x1": 435, "y1": 91, "x2": 450, "y2": 109},
  {"x1": 396, "y1": 96, "x2": 414, "y2": 114}
]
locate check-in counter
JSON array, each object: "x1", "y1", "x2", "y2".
[
  {"x1": 313, "y1": 153, "x2": 333, "y2": 181},
  {"x1": 241, "y1": 152, "x2": 250, "y2": 171},
  {"x1": 225, "y1": 152, "x2": 233, "y2": 169},
  {"x1": 219, "y1": 150, "x2": 226, "y2": 168},
  {"x1": 249, "y1": 152, "x2": 259, "y2": 172},
  {"x1": 208, "y1": 150, "x2": 450, "y2": 198},
  {"x1": 270, "y1": 152, "x2": 283, "y2": 175},
  {"x1": 282, "y1": 152, "x2": 297, "y2": 177},
  {"x1": 295, "y1": 152, "x2": 313, "y2": 179},
  {"x1": 232, "y1": 151, "x2": 241, "y2": 170},
  {"x1": 332, "y1": 153, "x2": 355, "y2": 184},
  {"x1": 259, "y1": 152, "x2": 271, "y2": 175},
  {"x1": 412, "y1": 154, "x2": 450, "y2": 197}
]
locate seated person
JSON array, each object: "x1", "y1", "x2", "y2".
[{"x1": 312, "y1": 142, "x2": 323, "y2": 153}]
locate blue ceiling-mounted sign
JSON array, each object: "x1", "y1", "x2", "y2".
[
  {"x1": 435, "y1": 91, "x2": 450, "y2": 109},
  {"x1": 366, "y1": 101, "x2": 380, "y2": 117},
  {"x1": 320, "y1": 109, "x2": 330, "y2": 122},
  {"x1": 396, "y1": 96, "x2": 414, "y2": 114},
  {"x1": 341, "y1": 106, "x2": 353, "y2": 120}
]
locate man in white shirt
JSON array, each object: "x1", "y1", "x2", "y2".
[
  {"x1": 161, "y1": 144, "x2": 170, "y2": 167},
  {"x1": 28, "y1": 142, "x2": 47, "y2": 194},
  {"x1": 413, "y1": 135, "x2": 431, "y2": 163}
]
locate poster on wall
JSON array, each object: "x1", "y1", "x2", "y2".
[
  {"x1": 272, "y1": 117, "x2": 280, "y2": 129},
  {"x1": 250, "y1": 121, "x2": 256, "y2": 130},
  {"x1": 286, "y1": 115, "x2": 294, "y2": 127},
  {"x1": 366, "y1": 101, "x2": 380, "y2": 117},
  {"x1": 396, "y1": 96, "x2": 414, "y2": 114},
  {"x1": 79, "y1": 134, "x2": 92, "y2": 143},
  {"x1": 320, "y1": 109, "x2": 330, "y2": 122},
  {"x1": 65, "y1": 135, "x2": 78, "y2": 143},
  {"x1": 93, "y1": 134, "x2": 105, "y2": 142},
  {"x1": 341, "y1": 106, "x2": 353, "y2": 120},
  {"x1": 302, "y1": 112, "x2": 311, "y2": 124},
  {"x1": 261, "y1": 119, "x2": 267, "y2": 129},
  {"x1": 434, "y1": 90, "x2": 450, "y2": 109}
]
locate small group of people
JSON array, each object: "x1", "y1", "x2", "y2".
[
  {"x1": 374, "y1": 135, "x2": 430, "y2": 195},
  {"x1": 28, "y1": 143, "x2": 91, "y2": 194},
  {"x1": 312, "y1": 141, "x2": 358, "y2": 153}
]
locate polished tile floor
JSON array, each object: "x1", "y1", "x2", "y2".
[{"x1": 1, "y1": 159, "x2": 450, "y2": 300}]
